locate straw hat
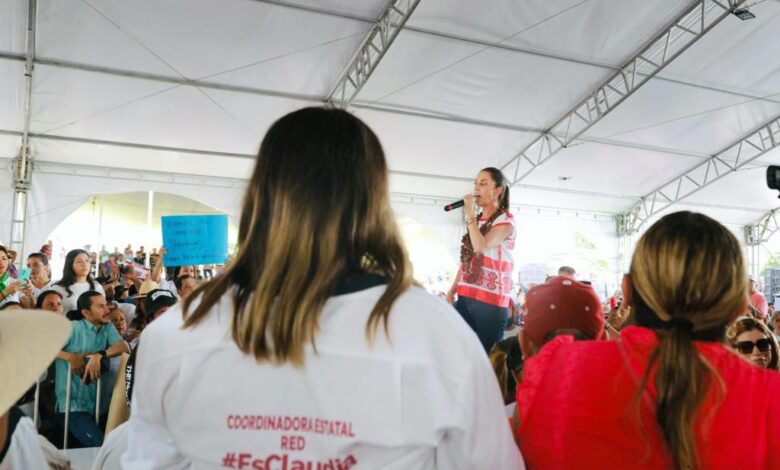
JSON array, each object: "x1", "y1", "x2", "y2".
[
  {"x1": 0, "y1": 310, "x2": 71, "y2": 415},
  {"x1": 132, "y1": 279, "x2": 160, "y2": 300}
]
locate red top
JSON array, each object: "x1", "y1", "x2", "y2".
[{"x1": 515, "y1": 326, "x2": 780, "y2": 469}]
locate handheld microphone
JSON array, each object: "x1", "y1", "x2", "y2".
[{"x1": 443, "y1": 199, "x2": 464, "y2": 212}]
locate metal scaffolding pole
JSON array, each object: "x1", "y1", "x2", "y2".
[
  {"x1": 327, "y1": 0, "x2": 421, "y2": 107},
  {"x1": 10, "y1": 0, "x2": 37, "y2": 264},
  {"x1": 499, "y1": 0, "x2": 746, "y2": 186},
  {"x1": 744, "y1": 224, "x2": 762, "y2": 281}
]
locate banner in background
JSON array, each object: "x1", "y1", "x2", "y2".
[{"x1": 162, "y1": 214, "x2": 228, "y2": 266}]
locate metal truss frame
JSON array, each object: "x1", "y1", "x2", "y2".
[
  {"x1": 328, "y1": 0, "x2": 421, "y2": 107},
  {"x1": 750, "y1": 209, "x2": 780, "y2": 244},
  {"x1": 0, "y1": 53, "x2": 763, "y2": 166},
  {"x1": 625, "y1": 113, "x2": 780, "y2": 232},
  {"x1": 499, "y1": 0, "x2": 746, "y2": 186}
]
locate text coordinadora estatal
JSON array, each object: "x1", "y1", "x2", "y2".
[{"x1": 226, "y1": 415, "x2": 355, "y2": 438}]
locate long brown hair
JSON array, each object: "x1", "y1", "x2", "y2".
[
  {"x1": 630, "y1": 211, "x2": 746, "y2": 469},
  {"x1": 459, "y1": 167, "x2": 510, "y2": 282},
  {"x1": 183, "y1": 107, "x2": 413, "y2": 366}
]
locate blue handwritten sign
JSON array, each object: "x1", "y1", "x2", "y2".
[{"x1": 161, "y1": 214, "x2": 228, "y2": 266}]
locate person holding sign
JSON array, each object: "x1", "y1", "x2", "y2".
[
  {"x1": 122, "y1": 108, "x2": 523, "y2": 469},
  {"x1": 150, "y1": 247, "x2": 196, "y2": 300}
]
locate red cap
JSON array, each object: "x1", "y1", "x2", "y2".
[{"x1": 523, "y1": 276, "x2": 605, "y2": 346}]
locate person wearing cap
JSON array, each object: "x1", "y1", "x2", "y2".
[
  {"x1": 124, "y1": 279, "x2": 161, "y2": 346},
  {"x1": 506, "y1": 276, "x2": 604, "y2": 423},
  {"x1": 748, "y1": 275, "x2": 769, "y2": 321},
  {"x1": 0, "y1": 310, "x2": 72, "y2": 469},
  {"x1": 514, "y1": 212, "x2": 780, "y2": 469},
  {"x1": 124, "y1": 289, "x2": 178, "y2": 407},
  {"x1": 54, "y1": 290, "x2": 130, "y2": 447},
  {"x1": 518, "y1": 276, "x2": 605, "y2": 359}
]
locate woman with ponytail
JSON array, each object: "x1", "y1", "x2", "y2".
[
  {"x1": 447, "y1": 167, "x2": 515, "y2": 353},
  {"x1": 514, "y1": 211, "x2": 780, "y2": 469}
]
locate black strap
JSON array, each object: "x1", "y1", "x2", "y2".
[{"x1": 331, "y1": 273, "x2": 388, "y2": 296}]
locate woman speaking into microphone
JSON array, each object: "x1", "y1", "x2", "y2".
[{"x1": 447, "y1": 167, "x2": 515, "y2": 353}]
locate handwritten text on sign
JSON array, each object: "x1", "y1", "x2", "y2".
[{"x1": 162, "y1": 214, "x2": 228, "y2": 266}]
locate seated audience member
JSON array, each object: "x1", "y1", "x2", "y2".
[
  {"x1": 125, "y1": 280, "x2": 160, "y2": 345},
  {"x1": 41, "y1": 243, "x2": 53, "y2": 261},
  {"x1": 748, "y1": 275, "x2": 769, "y2": 321},
  {"x1": 556, "y1": 266, "x2": 576, "y2": 278},
  {"x1": 52, "y1": 249, "x2": 106, "y2": 313},
  {"x1": 519, "y1": 276, "x2": 604, "y2": 358},
  {"x1": 122, "y1": 108, "x2": 523, "y2": 469},
  {"x1": 772, "y1": 311, "x2": 780, "y2": 339},
  {"x1": 514, "y1": 211, "x2": 780, "y2": 469},
  {"x1": 728, "y1": 317, "x2": 779, "y2": 370},
  {"x1": 108, "y1": 304, "x2": 128, "y2": 339},
  {"x1": 0, "y1": 302, "x2": 22, "y2": 311},
  {"x1": 124, "y1": 289, "x2": 178, "y2": 406},
  {"x1": 603, "y1": 303, "x2": 632, "y2": 340},
  {"x1": 24, "y1": 252, "x2": 53, "y2": 302},
  {"x1": 0, "y1": 246, "x2": 23, "y2": 307},
  {"x1": 173, "y1": 274, "x2": 197, "y2": 299},
  {"x1": 150, "y1": 247, "x2": 197, "y2": 300},
  {"x1": 36, "y1": 289, "x2": 64, "y2": 314},
  {"x1": 489, "y1": 336, "x2": 524, "y2": 413},
  {"x1": 0, "y1": 310, "x2": 72, "y2": 469},
  {"x1": 55, "y1": 291, "x2": 130, "y2": 447},
  {"x1": 5, "y1": 250, "x2": 18, "y2": 279}
]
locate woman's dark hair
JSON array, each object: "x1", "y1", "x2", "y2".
[
  {"x1": 27, "y1": 252, "x2": 48, "y2": 266},
  {"x1": 174, "y1": 274, "x2": 192, "y2": 292},
  {"x1": 0, "y1": 301, "x2": 21, "y2": 310},
  {"x1": 0, "y1": 245, "x2": 9, "y2": 257},
  {"x1": 54, "y1": 249, "x2": 97, "y2": 295},
  {"x1": 479, "y1": 167, "x2": 510, "y2": 210},
  {"x1": 35, "y1": 289, "x2": 62, "y2": 309},
  {"x1": 165, "y1": 265, "x2": 195, "y2": 281},
  {"x1": 488, "y1": 336, "x2": 523, "y2": 405},
  {"x1": 183, "y1": 107, "x2": 413, "y2": 366}
]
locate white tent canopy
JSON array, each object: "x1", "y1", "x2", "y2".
[{"x1": 2, "y1": 0, "x2": 780, "y2": 261}]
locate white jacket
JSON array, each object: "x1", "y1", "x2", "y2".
[{"x1": 122, "y1": 285, "x2": 524, "y2": 469}]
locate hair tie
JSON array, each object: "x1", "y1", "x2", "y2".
[{"x1": 666, "y1": 316, "x2": 694, "y2": 333}]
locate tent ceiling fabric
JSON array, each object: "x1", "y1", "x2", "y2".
[
  {"x1": 406, "y1": 0, "x2": 693, "y2": 66},
  {"x1": 0, "y1": 0, "x2": 779, "y2": 230}
]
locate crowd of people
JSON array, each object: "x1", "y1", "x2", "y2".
[
  {"x1": 2, "y1": 107, "x2": 780, "y2": 469},
  {"x1": 0, "y1": 241, "x2": 213, "y2": 467}
]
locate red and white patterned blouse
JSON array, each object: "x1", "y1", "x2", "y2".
[{"x1": 456, "y1": 211, "x2": 515, "y2": 307}]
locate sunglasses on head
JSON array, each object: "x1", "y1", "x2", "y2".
[{"x1": 735, "y1": 338, "x2": 771, "y2": 355}]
